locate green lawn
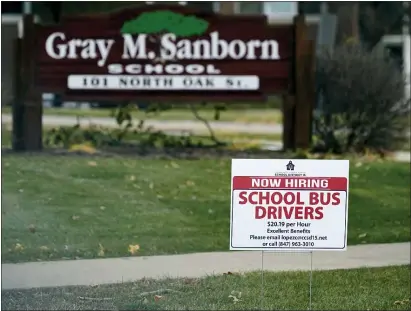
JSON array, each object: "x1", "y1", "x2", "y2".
[
  {"x1": 2, "y1": 266, "x2": 410, "y2": 310},
  {"x1": 1, "y1": 106, "x2": 283, "y2": 124},
  {"x1": 1, "y1": 155, "x2": 410, "y2": 263}
]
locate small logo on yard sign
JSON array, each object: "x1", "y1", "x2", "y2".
[
  {"x1": 275, "y1": 161, "x2": 304, "y2": 176},
  {"x1": 286, "y1": 161, "x2": 295, "y2": 171}
]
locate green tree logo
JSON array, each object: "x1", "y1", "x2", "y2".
[{"x1": 121, "y1": 10, "x2": 209, "y2": 37}]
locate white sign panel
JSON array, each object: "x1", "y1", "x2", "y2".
[
  {"x1": 67, "y1": 75, "x2": 259, "y2": 91},
  {"x1": 230, "y1": 159, "x2": 349, "y2": 251}
]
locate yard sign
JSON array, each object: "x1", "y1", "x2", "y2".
[{"x1": 230, "y1": 159, "x2": 349, "y2": 251}]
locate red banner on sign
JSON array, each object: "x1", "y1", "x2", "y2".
[{"x1": 232, "y1": 177, "x2": 347, "y2": 191}]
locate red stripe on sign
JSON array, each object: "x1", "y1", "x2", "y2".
[{"x1": 232, "y1": 177, "x2": 347, "y2": 191}]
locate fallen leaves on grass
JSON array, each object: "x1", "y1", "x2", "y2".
[
  {"x1": 14, "y1": 243, "x2": 24, "y2": 251},
  {"x1": 228, "y1": 290, "x2": 242, "y2": 304},
  {"x1": 39, "y1": 246, "x2": 49, "y2": 251},
  {"x1": 186, "y1": 180, "x2": 195, "y2": 186},
  {"x1": 128, "y1": 244, "x2": 140, "y2": 255},
  {"x1": 72, "y1": 215, "x2": 80, "y2": 220},
  {"x1": 98, "y1": 243, "x2": 105, "y2": 257},
  {"x1": 100, "y1": 206, "x2": 106, "y2": 210},
  {"x1": 154, "y1": 295, "x2": 163, "y2": 302},
  {"x1": 170, "y1": 161, "x2": 180, "y2": 168},
  {"x1": 394, "y1": 298, "x2": 410, "y2": 305},
  {"x1": 87, "y1": 161, "x2": 98, "y2": 167},
  {"x1": 227, "y1": 141, "x2": 261, "y2": 151},
  {"x1": 28, "y1": 224, "x2": 36, "y2": 233},
  {"x1": 231, "y1": 290, "x2": 242, "y2": 297},
  {"x1": 228, "y1": 295, "x2": 241, "y2": 303},
  {"x1": 358, "y1": 233, "x2": 367, "y2": 239},
  {"x1": 223, "y1": 271, "x2": 238, "y2": 276},
  {"x1": 69, "y1": 144, "x2": 97, "y2": 154},
  {"x1": 138, "y1": 289, "x2": 182, "y2": 298}
]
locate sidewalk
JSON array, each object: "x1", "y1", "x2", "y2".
[{"x1": 2, "y1": 242, "x2": 409, "y2": 290}]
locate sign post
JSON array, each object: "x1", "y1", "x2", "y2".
[{"x1": 230, "y1": 158, "x2": 349, "y2": 309}]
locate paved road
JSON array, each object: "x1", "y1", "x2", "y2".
[
  {"x1": 2, "y1": 242, "x2": 409, "y2": 290},
  {"x1": 1, "y1": 114, "x2": 283, "y2": 134}
]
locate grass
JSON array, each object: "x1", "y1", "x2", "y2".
[
  {"x1": 2, "y1": 266, "x2": 410, "y2": 310},
  {"x1": 1, "y1": 106, "x2": 283, "y2": 124},
  {"x1": 1, "y1": 154, "x2": 410, "y2": 263}
]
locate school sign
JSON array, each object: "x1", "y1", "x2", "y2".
[
  {"x1": 31, "y1": 6, "x2": 298, "y2": 101},
  {"x1": 13, "y1": 4, "x2": 315, "y2": 150}
]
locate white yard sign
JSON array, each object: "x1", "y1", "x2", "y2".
[{"x1": 230, "y1": 159, "x2": 349, "y2": 251}]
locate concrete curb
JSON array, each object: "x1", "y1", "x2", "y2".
[{"x1": 2, "y1": 242, "x2": 409, "y2": 290}]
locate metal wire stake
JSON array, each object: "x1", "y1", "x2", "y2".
[
  {"x1": 309, "y1": 251, "x2": 313, "y2": 310},
  {"x1": 261, "y1": 250, "x2": 264, "y2": 310}
]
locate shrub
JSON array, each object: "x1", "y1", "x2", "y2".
[{"x1": 313, "y1": 44, "x2": 410, "y2": 154}]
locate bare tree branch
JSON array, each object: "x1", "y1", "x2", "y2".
[{"x1": 189, "y1": 103, "x2": 225, "y2": 146}]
